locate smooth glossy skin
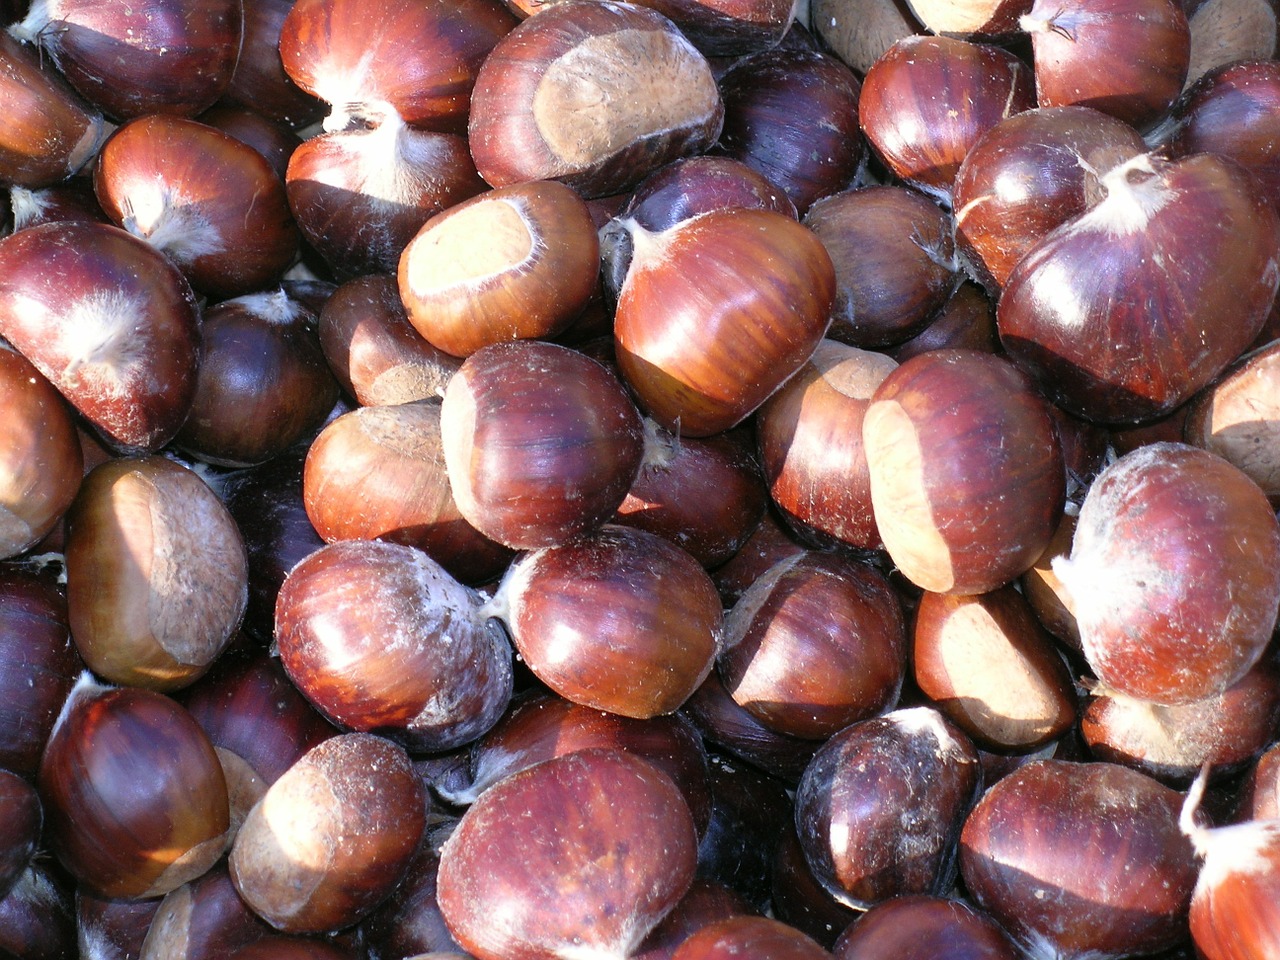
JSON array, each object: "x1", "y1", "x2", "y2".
[
  {"x1": 437, "y1": 749, "x2": 699, "y2": 960},
  {"x1": 441, "y1": 340, "x2": 645, "y2": 549},
  {"x1": 0, "y1": 772, "x2": 39, "y2": 904},
  {"x1": 859, "y1": 35, "x2": 1035, "y2": 202},
  {"x1": 1057, "y1": 442, "x2": 1280, "y2": 704},
  {"x1": 959, "y1": 759, "x2": 1200, "y2": 959},
  {"x1": 615, "y1": 207, "x2": 835, "y2": 437},
  {"x1": 671, "y1": 915, "x2": 829, "y2": 960},
  {"x1": 833, "y1": 895, "x2": 1020, "y2": 960},
  {"x1": 999, "y1": 153, "x2": 1280, "y2": 424},
  {"x1": 489, "y1": 525, "x2": 722, "y2": 719},
  {"x1": 138, "y1": 862, "x2": 271, "y2": 960},
  {"x1": 1189, "y1": 822, "x2": 1280, "y2": 960},
  {"x1": 222, "y1": 0, "x2": 324, "y2": 127}
]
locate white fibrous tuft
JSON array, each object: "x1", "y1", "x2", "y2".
[
  {"x1": 120, "y1": 184, "x2": 225, "y2": 266},
  {"x1": 1074, "y1": 154, "x2": 1175, "y2": 237},
  {"x1": 888, "y1": 705, "x2": 971, "y2": 763},
  {"x1": 230, "y1": 289, "x2": 308, "y2": 327},
  {"x1": 52, "y1": 288, "x2": 153, "y2": 399}
]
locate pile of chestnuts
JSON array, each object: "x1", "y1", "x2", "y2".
[{"x1": 2, "y1": 0, "x2": 1280, "y2": 956}]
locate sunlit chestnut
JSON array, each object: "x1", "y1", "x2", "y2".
[
  {"x1": 953, "y1": 106, "x2": 1147, "y2": 291},
  {"x1": 174, "y1": 291, "x2": 340, "y2": 468},
  {"x1": 1081, "y1": 659, "x2": 1280, "y2": 784},
  {"x1": 276, "y1": 539, "x2": 512, "y2": 753},
  {"x1": 64, "y1": 456, "x2": 248, "y2": 691},
  {"x1": 484, "y1": 525, "x2": 722, "y2": 718},
  {"x1": 0, "y1": 32, "x2": 105, "y2": 187},
  {"x1": 303, "y1": 401, "x2": 513, "y2": 585},
  {"x1": 0, "y1": 346, "x2": 82, "y2": 559},
  {"x1": 361, "y1": 820, "x2": 465, "y2": 959},
  {"x1": 634, "y1": 878, "x2": 754, "y2": 960},
  {"x1": 862, "y1": 349, "x2": 1065, "y2": 595},
  {"x1": 8, "y1": 0, "x2": 243, "y2": 119},
  {"x1": 437, "y1": 748, "x2": 699, "y2": 960},
  {"x1": 903, "y1": 0, "x2": 1032, "y2": 36},
  {"x1": 913, "y1": 586, "x2": 1078, "y2": 753},
  {"x1": 1054, "y1": 442, "x2": 1280, "y2": 704},
  {"x1": 0, "y1": 771, "x2": 39, "y2": 903},
  {"x1": 398, "y1": 179, "x2": 600, "y2": 357},
  {"x1": 794, "y1": 706, "x2": 981, "y2": 908},
  {"x1": 1020, "y1": 0, "x2": 1190, "y2": 130},
  {"x1": 230, "y1": 732, "x2": 426, "y2": 934},
  {"x1": 622, "y1": 0, "x2": 795, "y2": 55},
  {"x1": 858, "y1": 35, "x2": 1035, "y2": 204},
  {"x1": 1019, "y1": 512, "x2": 1081, "y2": 648},
  {"x1": 93, "y1": 115, "x2": 300, "y2": 298},
  {"x1": 138, "y1": 861, "x2": 271, "y2": 960},
  {"x1": 279, "y1": 0, "x2": 515, "y2": 133},
  {"x1": 1183, "y1": 0, "x2": 1280, "y2": 86},
  {"x1": 671, "y1": 915, "x2": 829, "y2": 960},
  {"x1": 1238, "y1": 741, "x2": 1280, "y2": 821},
  {"x1": 197, "y1": 104, "x2": 304, "y2": 183},
  {"x1": 716, "y1": 46, "x2": 865, "y2": 214},
  {"x1": 222, "y1": 0, "x2": 325, "y2": 129},
  {"x1": 223, "y1": 453, "x2": 327, "y2": 644},
  {"x1": 441, "y1": 340, "x2": 645, "y2": 549},
  {"x1": 833, "y1": 894, "x2": 1021, "y2": 960},
  {"x1": 960, "y1": 759, "x2": 1200, "y2": 958},
  {"x1": 319, "y1": 274, "x2": 462, "y2": 406},
  {"x1": 710, "y1": 509, "x2": 809, "y2": 608},
  {"x1": 0, "y1": 221, "x2": 200, "y2": 453},
  {"x1": 614, "y1": 208, "x2": 835, "y2": 437},
  {"x1": 39, "y1": 675, "x2": 230, "y2": 900},
  {"x1": 886, "y1": 280, "x2": 999, "y2": 361},
  {"x1": 434, "y1": 690, "x2": 712, "y2": 835},
  {"x1": 468, "y1": 0, "x2": 723, "y2": 197},
  {"x1": 804, "y1": 186, "x2": 959, "y2": 347},
  {"x1": 719, "y1": 552, "x2": 905, "y2": 740},
  {"x1": 286, "y1": 119, "x2": 488, "y2": 277}
]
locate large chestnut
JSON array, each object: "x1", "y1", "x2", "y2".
[
  {"x1": 437, "y1": 748, "x2": 699, "y2": 960},
  {"x1": 832, "y1": 894, "x2": 1020, "y2": 960}
]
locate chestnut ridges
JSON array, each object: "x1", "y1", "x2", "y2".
[
  {"x1": 0, "y1": 221, "x2": 201, "y2": 454},
  {"x1": 614, "y1": 208, "x2": 835, "y2": 437},
  {"x1": 436, "y1": 748, "x2": 699, "y2": 960},
  {"x1": 1055, "y1": 442, "x2": 1280, "y2": 705}
]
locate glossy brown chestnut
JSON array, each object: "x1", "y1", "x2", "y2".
[
  {"x1": 794, "y1": 707, "x2": 981, "y2": 909},
  {"x1": 93, "y1": 115, "x2": 300, "y2": 298},
  {"x1": 621, "y1": 0, "x2": 796, "y2": 55},
  {"x1": 78, "y1": 891, "x2": 164, "y2": 960},
  {"x1": 0, "y1": 865, "x2": 77, "y2": 960},
  {"x1": 39, "y1": 675, "x2": 231, "y2": 900},
  {"x1": 1055, "y1": 442, "x2": 1280, "y2": 704},
  {"x1": 770, "y1": 819, "x2": 862, "y2": 948},
  {"x1": 0, "y1": 221, "x2": 201, "y2": 454},
  {"x1": 904, "y1": 0, "x2": 1032, "y2": 35},
  {"x1": 440, "y1": 340, "x2": 645, "y2": 549},
  {"x1": 437, "y1": 748, "x2": 699, "y2": 960},
  {"x1": 468, "y1": 0, "x2": 724, "y2": 197},
  {"x1": 0, "y1": 771, "x2": 39, "y2": 903},
  {"x1": 0, "y1": 346, "x2": 82, "y2": 559},
  {"x1": 614, "y1": 208, "x2": 835, "y2": 437},
  {"x1": 719, "y1": 552, "x2": 906, "y2": 740},
  {"x1": 230, "y1": 732, "x2": 426, "y2": 934},
  {"x1": 279, "y1": 0, "x2": 515, "y2": 133},
  {"x1": 1020, "y1": 0, "x2": 1190, "y2": 130},
  {"x1": 64, "y1": 456, "x2": 248, "y2": 691},
  {"x1": 138, "y1": 861, "x2": 271, "y2": 960},
  {"x1": 197, "y1": 104, "x2": 304, "y2": 183},
  {"x1": 228, "y1": 937, "x2": 360, "y2": 960},
  {"x1": 832, "y1": 894, "x2": 1020, "y2": 960},
  {"x1": 671, "y1": 915, "x2": 829, "y2": 960},
  {"x1": 303, "y1": 401, "x2": 513, "y2": 585},
  {"x1": 398, "y1": 179, "x2": 601, "y2": 357},
  {"x1": 286, "y1": 120, "x2": 488, "y2": 278},
  {"x1": 1238, "y1": 741, "x2": 1280, "y2": 821},
  {"x1": 276, "y1": 539, "x2": 513, "y2": 753},
  {"x1": 804, "y1": 185, "x2": 959, "y2": 347},
  {"x1": 174, "y1": 291, "x2": 340, "y2": 468},
  {"x1": 953, "y1": 106, "x2": 1148, "y2": 291},
  {"x1": 858, "y1": 35, "x2": 1035, "y2": 203},
  {"x1": 633, "y1": 878, "x2": 755, "y2": 960},
  {"x1": 485, "y1": 525, "x2": 722, "y2": 719},
  {"x1": 222, "y1": 0, "x2": 325, "y2": 129},
  {"x1": 318, "y1": 274, "x2": 462, "y2": 407},
  {"x1": 9, "y1": 0, "x2": 243, "y2": 119},
  {"x1": 959, "y1": 759, "x2": 1200, "y2": 958},
  {"x1": 8, "y1": 178, "x2": 109, "y2": 231},
  {"x1": 0, "y1": 32, "x2": 105, "y2": 187},
  {"x1": 862, "y1": 349, "x2": 1066, "y2": 595},
  {"x1": 886, "y1": 280, "x2": 1000, "y2": 361},
  {"x1": 716, "y1": 46, "x2": 865, "y2": 214},
  {"x1": 1183, "y1": 0, "x2": 1280, "y2": 86},
  {"x1": 913, "y1": 586, "x2": 1078, "y2": 753},
  {"x1": 361, "y1": 822, "x2": 465, "y2": 960}
]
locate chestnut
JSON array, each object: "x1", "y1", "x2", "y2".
[
  {"x1": 1055, "y1": 442, "x2": 1280, "y2": 704},
  {"x1": 0, "y1": 770, "x2": 39, "y2": 903},
  {"x1": 437, "y1": 748, "x2": 699, "y2": 960},
  {"x1": 1238, "y1": 741, "x2": 1280, "y2": 821},
  {"x1": 626, "y1": 0, "x2": 796, "y2": 55},
  {"x1": 614, "y1": 207, "x2": 835, "y2": 437},
  {"x1": 0, "y1": 865, "x2": 76, "y2": 960},
  {"x1": 0, "y1": 345, "x2": 82, "y2": 559},
  {"x1": 39, "y1": 675, "x2": 231, "y2": 900},
  {"x1": 467, "y1": 0, "x2": 724, "y2": 197},
  {"x1": 832, "y1": 894, "x2": 1021, "y2": 960},
  {"x1": 770, "y1": 820, "x2": 862, "y2": 948},
  {"x1": 64, "y1": 455, "x2": 248, "y2": 692},
  {"x1": 221, "y1": 0, "x2": 324, "y2": 129},
  {"x1": 671, "y1": 915, "x2": 829, "y2": 960},
  {"x1": 862, "y1": 349, "x2": 1065, "y2": 595},
  {"x1": 793, "y1": 706, "x2": 982, "y2": 909},
  {"x1": 138, "y1": 861, "x2": 271, "y2": 960},
  {"x1": 397, "y1": 179, "x2": 601, "y2": 357},
  {"x1": 0, "y1": 221, "x2": 201, "y2": 454},
  {"x1": 484, "y1": 525, "x2": 723, "y2": 719},
  {"x1": 275, "y1": 539, "x2": 513, "y2": 753},
  {"x1": 197, "y1": 104, "x2": 304, "y2": 184},
  {"x1": 634, "y1": 879, "x2": 755, "y2": 960},
  {"x1": 230, "y1": 733, "x2": 426, "y2": 934},
  {"x1": 440, "y1": 340, "x2": 645, "y2": 549},
  {"x1": 811, "y1": 0, "x2": 920, "y2": 75},
  {"x1": 959, "y1": 759, "x2": 1200, "y2": 958},
  {"x1": 78, "y1": 890, "x2": 164, "y2": 960}
]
